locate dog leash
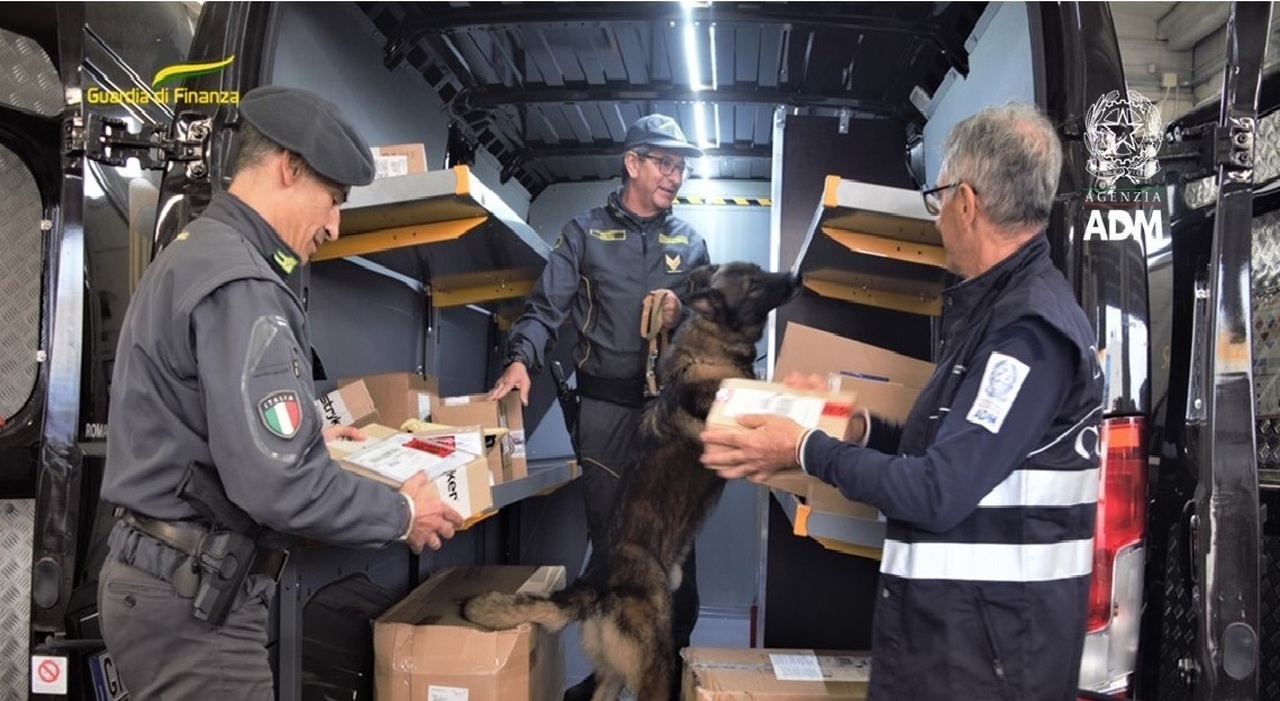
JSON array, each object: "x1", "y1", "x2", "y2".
[{"x1": 639, "y1": 291, "x2": 671, "y2": 398}]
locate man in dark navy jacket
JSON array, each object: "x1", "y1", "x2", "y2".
[{"x1": 701, "y1": 103, "x2": 1103, "y2": 701}]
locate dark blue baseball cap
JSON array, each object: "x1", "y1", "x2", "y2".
[{"x1": 623, "y1": 114, "x2": 704, "y2": 158}]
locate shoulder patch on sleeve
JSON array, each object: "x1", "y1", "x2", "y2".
[
  {"x1": 259, "y1": 390, "x2": 303, "y2": 438},
  {"x1": 965, "y1": 351, "x2": 1030, "y2": 434}
]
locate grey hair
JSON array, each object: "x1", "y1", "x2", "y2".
[
  {"x1": 621, "y1": 145, "x2": 651, "y2": 183},
  {"x1": 940, "y1": 103, "x2": 1062, "y2": 231}
]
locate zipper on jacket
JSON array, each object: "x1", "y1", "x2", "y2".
[
  {"x1": 975, "y1": 594, "x2": 1012, "y2": 699},
  {"x1": 291, "y1": 346, "x2": 301, "y2": 378}
]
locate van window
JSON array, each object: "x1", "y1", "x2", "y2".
[
  {"x1": 0, "y1": 145, "x2": 45, "y2": 424},
  {"x1": 0, "y1": 27, "x2": 60, "y2": 116}
]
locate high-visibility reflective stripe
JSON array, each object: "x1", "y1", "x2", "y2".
[
  {"x1": 977, "y1": 468, "x2": 1099, "y2": 508},
  {"x1": 881, "y1": 538, "x2": 1094, "y2": 582}
]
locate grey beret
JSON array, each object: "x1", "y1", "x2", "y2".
[
  {"x1": 239, "y1": 85, "x2": 376, "y2": 187},
  {"x1": 624, "y1": 114, "x2": 703, "y2": 158}
]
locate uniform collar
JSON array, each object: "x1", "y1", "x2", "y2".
[
  {"x1": 942, "y1": 234, "x2": 1049, "y2": 322},
  {"x1": 202, "y1": 191, "x2": 300, "y2": 281},
  {"x1": 607, "y1": 189, "x2": 668, "y2": 230}
]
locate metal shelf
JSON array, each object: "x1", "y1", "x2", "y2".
[
  {"x1": 794, "y1": 176, "x2": 948, "y2": 316},
  {"x1": 316, "y1": 166, "x2": 550, "y2": 311},
  {"x1": 490, "y1": 457, "x2": 578, "y2": 509}
]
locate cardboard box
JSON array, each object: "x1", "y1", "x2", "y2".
[
  {"x1": 774, "y1": 323, "x2": 934, "y2": 391},
  {"x1": 434, "y1": 393, "x2": 527, "y2": 480},
  {"x1": 371, "y1": 142, "x2": 428, "y2": 179},
  {"x1": 342, "y1": 373, "x2": 439, "y2": 430},
  {"x1": 682, "y1": 647, "x2": 870, "y2": 700},
  {"x1": 315, "y1": 380, "x2": 379, "y2": 428},
  {"x1": 374, "y1": 565, "x2": 567, "y2": 701},
  {"x1": 766, "y1": 322, "x2": 936, "y2": 556},
  {"x1": 398, "y1": 420, "x2": 512, "y2": 486},
  {"x1": 327, "y1": 423, "x2": 492, "y2": 518},
  {"x1": 706, "y1": 378, "x2": 858, "y2": 443}
]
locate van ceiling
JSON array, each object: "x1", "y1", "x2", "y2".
[{"x1": 358, "y1": 2, "x2": 988, "y2": 196}]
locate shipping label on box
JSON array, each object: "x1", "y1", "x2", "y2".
[
  {"x1": 374, "y1": 565, "x2": 567, "y2": 701},
  {"x1": 315, "y1": 380, "x2": 379, "y2": 427},
  {"x1": 328, "y1": 424, "x2": 492, "y2": 518},
  {"x1": 371, "y1": 142, "x2": 428, "y2": 179},
  {"x1": 707, "y1": 378, "x2": 857, "y2": 438}
]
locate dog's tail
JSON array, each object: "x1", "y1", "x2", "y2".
[{"x1": 462, "y1": 580, "x2": 598, "y2": 633}]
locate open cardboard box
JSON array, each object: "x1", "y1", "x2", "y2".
[
  {"x1": 327, "y1": 423, "x2": 492, "y2": 520},
  {"x1": 315, "y1": 380, "x2": 380, "y2": 428},
  {"x1": 681, "y1": 647, "x2": 871, "y2": 700},
  {"x1": 374, "y1": 565, "x2": 567, "y2": 701},
  {"x1": 434, "y1": 393, "x2": 527, "y2": 481},
  {"x1": 339, "y1": 372, "x2": 439, "y2": 431},
  {"x1": 764, "y1": 323, "x2": 935, "y2": 556}
]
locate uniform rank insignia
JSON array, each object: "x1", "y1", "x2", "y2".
[
  {"x1": 966, "y1": 352, "x2": 1029, "y2": 434},
  {"x1": 658, "y1": 233, "x2": 688, "y2": 245},
  {"x1": 273, "y1": 250, "x2": 298, "y2": 274},
  {"x1": 664, "y1": 253, "x2": 681, "y2": 273},
  {"x1": 259, "y1": 390, "x2": 303, "y2": 438},
  {"x1": 589, "y1": 228, "x2": 626, "y2": 242}
]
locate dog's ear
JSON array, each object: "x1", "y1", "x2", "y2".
[{"x1": 685, "y1": 264, "x2": 718, "y2": 297}]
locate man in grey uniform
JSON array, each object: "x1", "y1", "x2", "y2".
[
  {"x1": 98, "y1": 85, "x2": 464, "y2": 700},
  {"x1": 488, "y1": 114, "x2": 710, "y2": 701}
]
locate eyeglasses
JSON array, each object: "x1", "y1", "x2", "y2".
[
  {"x1": 635, "y1": 152, "x2": 693, "y2": 178},
  {"x1": 921, "y1": 182, "x2": 962, "y2": 216}
]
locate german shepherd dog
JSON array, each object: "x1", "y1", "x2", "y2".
[{"x1": 463, "y1": 262, "x2": 799, "y2": 701}]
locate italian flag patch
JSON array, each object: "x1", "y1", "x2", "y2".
[{"x1": 259, "y1": 390, "x2": 302, "y2": 438}]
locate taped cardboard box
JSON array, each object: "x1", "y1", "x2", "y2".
[
  {"x1": 315, "y1": 380, "x2": 380, "y2": 428},
  {"x1": 706, "y1": 378, "x2": 858, "y2": 446},
  {"x1": 374, "y1": 565, "x2": 566, "y2": 701},
  {"x1": 434, "y1": 393, "x2": 527, "y2": 481},
  {"x1": 326, "y1": 423, "x2": 492, "y2": 519},
  {"x1": 681, "y1": 647, "x2": 870, "y2": 700},
  {"x1": 341, "y1": 373, "x2": 439, "y2": 430},
  {"x1": 371, "y1": 142, "x2": 428, "y2": 179}
]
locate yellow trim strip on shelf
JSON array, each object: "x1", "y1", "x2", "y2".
[
  {"x1": 314, "y1": 215, "x2": 488, "y2": 261},
  {"x1": 822, "y1": 174, "x2": 841, "y2": 209},
  {"x1": 793, "y1": 501, "x2": 812, "y2": 537},
  {"x1": 822, "y1": 226, "x2": 946, "y2": 268},
  {"x1": 803, "y1": 278, "x2": 941, "y2": 317},
  {"x1": 432, "y1": 277, "x2": 535, "y2": 308},
  {"x1": 460, "y1": 509, "x2": 497, "y2": 531},
  {"x1": 452, "y1": 165, "x2": 471, "y2": 197}
]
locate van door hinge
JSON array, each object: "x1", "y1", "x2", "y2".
[
  {"x1": 1160, "y1": 112, "x2": 1256, "y2": 182},
  {"x1": 64, "y1": 112, "x2": 212, "y2": 178}
]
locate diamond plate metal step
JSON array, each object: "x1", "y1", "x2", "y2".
[{"x1": 0, "y1": 501, "x2": 33, "y2": 700}]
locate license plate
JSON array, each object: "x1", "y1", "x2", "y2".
[{"x1": 88, "y1": 650, "x2": 129, "y2": 701}]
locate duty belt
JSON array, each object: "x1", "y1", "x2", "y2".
[
  {"x1": 116, "y1": 508, "x2": 288, "y2": 581},
  {"x1": 576, "y1": 373, "x2": 649, "y2": 408}
]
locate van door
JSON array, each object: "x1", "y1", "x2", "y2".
[{"x1": 1183, "y1": 3, "x2": 1272, "y2": 697}]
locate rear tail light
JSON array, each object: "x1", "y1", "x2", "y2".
[{"x1": 1078, "y1": 416, "x2": 1147, "y2": 694}]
